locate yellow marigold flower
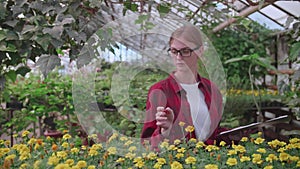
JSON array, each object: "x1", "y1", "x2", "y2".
[
  {"x1": 205, "y1": 145, "x2": 219, "y2": 152},
  {"x1": 233, "y1": 145, "x2": 246, "y2": 153},
  {"x1": 263, "y1": 165, "x2": 273, "y2": 169},
  {"x1": 63, "y1": 134, "x2": 72, "y2": 140},
  {"x1": 196, "y1": 141, "x2": 206, "y2": 148},
  {"x1": 219, "y1": 141, "x2": 226, "y2": 146},
  {"x1": 81, "y1": 145, "x2": 87, "y2": 150},
  {"x1": 71, "y1": 148, "x2": 79, "y2": 154},
  {"x1": 4, "y1": 140, "x2": 10, "y2": 146},
  {"x1": 125, "y1": 152, "x2": 136, "y2": 160},
  {"x1": 174, "y1": 139, "x2": 181, "y2": 145},
  {"x1": 154, "y1": 162, "x2": 163, "y2": 169},
  {"x1": 168, "y1": 145, "x2": 178, "y2": 151},
  {"x1": 240, "y1": 156, "x2": 251, "y2": 162},
  {"x1": 120, "y1": 136, "x2": 128, "y2": 141},
  {"x1": 240, "y1": 137, "x2": 248, "y2": 142},
  {"x1": 279, "y1": 152, "x2": 290, "y2": 162},
  {"x1": 65, "y1": 159, "x2": 75, "y2": 166},
  {"x1": 254, "y1": 137, "x2": 265, "y2": 145},
  {"x1": 189, "y1": 138, "x2": 197, "y2": 143},
  {"x1": 277, "y1": 147, "x2": 286, "y2": 153},
  {"x1": 47, "y1": 156, "x2": 60, "y2": 165},
  {"x1": 34, "y1": 160, "x2": 41, "y2": 169},
  {"x1": 28, "y1": 138, "x2": 36, "y2": 145},
  {"x1": 88, "y1": 149, "x2": 98, "y2": 156},
  {"x1": 21, "y1": 130, "x2": 30, "y2": 137},
  {"x1": 177, "y1": 147, "x2": 185, "y2": 153},
  {"x1": 107, "y1": 147, "x2": 117, "y2": 155},
  {"x1": 134, "y1": 157, "x2": 145, "y2": 168},
  {"x1": 185, "y1": 126, "x2": 194, "y2": 133},
  {"x1": 55, "y1": 163, "x2": 71, "y2": 169},
  {"x1": 205, "y1": 164, "x2": 218, "y2": 169},
  {"x1": 175, "y1": 153, "x2": 184, "y2": 159},
  {"x1": 266, "y1": 154, "x2": 278, "y2": 162},
  {"x1": 62, "y1": 142, "x2": 69, "y2": 149},
  {"x1": 108, "y1": 133, "x2": 118, "y2": 143},
  {"x1": 76, "y1": 160, "x2": 87, "y2": 168},
  {"x1": 129, "y1": 146, "x2": 137, "y2": 152},
  {"x1": 268, "y1": 139, "x2": 286, "y2": 148},
  {"x1": 185, "y1": 156, "x2": 197, "y2": 165},
  {"x1": 91, "y1": 143, "x2": 102, "y2": 150},
  {"x1": 179, "y1": 121, "x2": 185, "y2": 127},
  {"x1": 252, "y1": 154, "x2": 263, "y2": 164},
  {"x1": 88, "y1": 134, "x2": 97, "y2": 140},
  {"x1": 257, "y1": 132, "x2": 262, "y2": 136},
  {"x1": 57, "y1": 151, "x2": 68, "y2": 159},
  {"x1": 13, "y1": 134, "x2": 18, "y2": 138},
  {"x1": 124, "y1": 140, "x2": 133, "y2": 146},
  {"x1": 171, "y1": 161, "x2": 183, "y2": 169},
  {"x1": 116, "y1": 157, "x2": 125, "y2": 163},
  {"x1": 20, "y1": 163, "x2": 28, "y2": 169},
  {"x1": 227, "y1": 150, "x2": 237, "y2": 156},
  {"x1": 87, "y1": 165, "x2": 96, "y2": 169},
  {"x1": 19, "y1": 153, "x2": 31, "y2": 161},
  {"x1": 289, "y1": 138, "x2": 300, "y2": 144},
  {"x1": 297, "y1": 161, "x2": 300, "y2": 167},
  {"x1": 257, "y1": 148, "x2": 267, "y2": 153},
  {"x1": 226, "y1": 158, "x2": 237, "y2": 166},
  {"x1": 160, "y1": 141, "x2": 169, "y2": 149},
  {"x1": 5, "y1": 154, "x2": 16, "y2": 161},
  {"x1": 147, "y1": 152, "x2": 157, "y2": 160},
  {"x1": 157, "y1": 158, "x2": 166, "y2": 165},
  {"x1": 289, "y1": 156, "x2": 299, "y2": 161}
]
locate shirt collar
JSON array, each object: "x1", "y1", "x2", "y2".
[{"x1": 168, "y1": 72, "x2": 203, "y2": 94}]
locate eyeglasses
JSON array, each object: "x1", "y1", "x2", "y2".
[{"x1": 167, "y1": 46, "x2": 200, "y2": 57}]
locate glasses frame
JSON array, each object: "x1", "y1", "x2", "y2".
[{"x1": 167, "y1": 46, "x2": 200, "y2": 57}]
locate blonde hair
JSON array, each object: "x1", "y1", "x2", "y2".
[{"x1": 169, "y1": 25, "x2": 203, "y2": 48}]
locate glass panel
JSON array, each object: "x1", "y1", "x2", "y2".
[
  {"x1": 248, "y1": 12, "x2": 283, "y2": 30},
  {"x1": 275, "y1": 1, "x2": 300, "y2": 17}
]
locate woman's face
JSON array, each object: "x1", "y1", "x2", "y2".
[{"x1": 170, "y1": 39, "x2": 199, "y2": 73}]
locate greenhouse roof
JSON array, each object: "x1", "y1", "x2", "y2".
[{"x1": 103, "y1": 0, "x2": 300, "y2": 32}]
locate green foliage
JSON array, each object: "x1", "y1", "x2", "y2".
[
  {"x1": 0, "y1": 0, "x2": 105, "y2": 80},
  {"x1": 0, "y1": 71, "x2": 74, "y2": 136},
  {"x1": 205, "y1": 20, "x2": 273, "y2": 88}
]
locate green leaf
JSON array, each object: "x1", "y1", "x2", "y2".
[
  {"x1": 289, "y1": 42, "x2": 300, "y2": 61},
  {"x1": 0, "y1": 42, "x2": 17, "y2": 52},
  {"x1": 16, "y1": 66, "x2": 31, "y2": 76},
  {"x1": 22, "y1": 25, "x2": 37, "y2": 34},
  {"x1": 6, "y1": 70, "x2": 17, "y2": 82},
  {"x1": 0, "y1": 29, "x2": 7, "y2": 41},
  {"x1": 36, "y1": 54, "x2": 61, "y2": 77},
  {"x1": 34, "y1": 34, "x2": 52, "y2": 51},
  {"x1": 157, "y1": 3, "x2": 171, "y2": 15},
  {"x1": 43, "y1": 25, "x2": 64, "y2": 39},
  {"x1": 224, "y1": 55, "x2": 251, "y2": 64}
]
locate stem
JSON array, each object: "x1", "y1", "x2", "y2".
[{"x1": 248, "y1": 65, "x2": 264, "y2": 134}]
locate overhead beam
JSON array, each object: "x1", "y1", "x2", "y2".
[{"x1": 212, "y1": 1, "x2": 277, "y2": 32}]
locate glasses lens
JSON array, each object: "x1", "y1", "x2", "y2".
[
  {"x1": 180, "y1": 48, "x2": 191, "y2": 57},
  {"x1": 169, "y1": 49, "x2": 178, "y2": 56}
]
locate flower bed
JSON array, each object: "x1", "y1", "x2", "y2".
[{"x1": 1, "y1": 129, "x2": 299, "y2": 169}]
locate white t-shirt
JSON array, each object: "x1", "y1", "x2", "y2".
[{"x1": 180, "y1": 83, "x2": 211, "y2": 141}]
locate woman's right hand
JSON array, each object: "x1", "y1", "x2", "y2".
[{"x1": 155, "y1": 107, "x2": 174, "y2": 132}]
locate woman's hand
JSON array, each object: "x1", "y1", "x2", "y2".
[{"x1": 156, "y1": 107, "x2": 174, "y2": 133}]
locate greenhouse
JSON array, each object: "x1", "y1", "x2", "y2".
[{"x1": 0, "y1": 0, "x2": 299, "y2": 168}]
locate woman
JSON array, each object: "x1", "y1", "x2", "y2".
[{"x1": 141, "y1": 24, "x2": 228, "y2": 150}]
